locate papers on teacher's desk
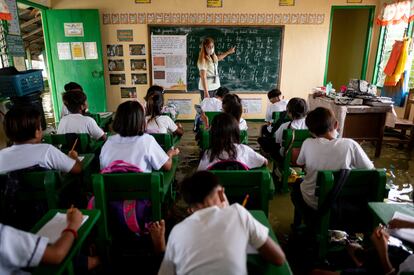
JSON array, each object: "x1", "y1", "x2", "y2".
[
  {"x1": 389, "y1": 211, "x2": 414, "y2": 244},
  {"x1": 37, "y1": 213, "x2": 88, "y2": 243}
]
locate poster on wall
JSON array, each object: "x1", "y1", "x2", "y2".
[
  {"x1": 129, "y1": 44, "x2": 146, "y2": 55},
  {"x1": 108, "y1": 59, "x2": 125, "y2": 71},
  {"x1": 117, "y1": 30, "x2": 133, "y2": 42},
  {"x1": 131, "y1": 73, "x2": 147, "y2": 85},
  {"x1": 6, "y1": 35, "x2": 25, "y2": 56},
  {"x1": 207, "y1": 0, "x2": 222, "y2": 8},
  {"x1": 151, "y1": 35, "x2": 187, "y2": 91},
  {"x1": 167, "y1": 99, "x2": 192, "y2": 115},
  {"x1": 5, "y1": 0, "x2": 19, "y2": 35},
  {"x1": 64, "y1": 23, "x2": 84, "y2": 37},
  {"x1": 107, "y1": 45, "x2": 123, "y2": 57},
  {"x1": 241, "y1": 98, "x2": 262, "y2": 114},
  {"x1": 71, "y1": 42, "x2": 85, "y2": 60},
  {"x1": 109, "y1": 74, "x2": 126, "y2": 85},
  {"x1": 84, "y1": 42, "x2": 98, "y2": 59},
  {"x1": 279, "y1": 0, "x2": 294, "y2": 6},
  {"x1": 131, "y1": 59, "x2": 147, "y2": 70},
  {"x1": 135, "y1": 0, "x2": 150, "y2": 3},
  {"x1": 57, "y1": 42, "x2": 71, "y2": 60},
  {"x1": 121, "y1": 87, "x2": 137, "y2": 98}
]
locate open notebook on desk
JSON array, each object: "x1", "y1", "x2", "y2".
[
  {"x1": 390, "y1": 211, "x2": 414, "y2": 243},
  {"x1": 36, "y1": 212, "x2": 88, "y2": 243}
]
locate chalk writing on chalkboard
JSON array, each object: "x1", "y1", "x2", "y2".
[{"x1": 150, "y1": 26, "x2": 283, "y2": 92}]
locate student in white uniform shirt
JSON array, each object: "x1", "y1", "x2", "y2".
[
  {"x1": 152, "y1": 171, "x2": 285, "y2": 275},
  {"x1": 198, "y1": 86, "x2": 230, "y2": 129},
  {"x1": 60, "y1": 82, "x2": 83, "y2": 118},
  {"x1": 198, "y1": 113, "x2": 267, "y2": 171},
  {"x1": 262, "y1": 88, "x2": 288, "y2": 136},
  {"x1": 145, "y1": 90, "x2": 183, "y2": 136},
  {"x1": 291, "y1": 107, "x2": 374, "y2": 226},
  {"x1": 57, "y1": 89, "x2": 106, "y2": 141},
  {"x1": 222, "y1": 93, "x2": 248, "y2": 130},
  {"x1": 100, "y1": 101, "x2": 179, "y2": 171},
  {"x1": 0, "y1": 106, "x2": 81, "y2": 174},
  {"x1": 0, "y1": 208, "x2": 83, "y2": 274}
]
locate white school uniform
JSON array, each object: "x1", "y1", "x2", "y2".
[
  {"x1": 197, "y1": 143, "x2": 266, "y2": 171},
  {"x1": 265, "y1": 100, "x2": 288, "y2": 122},
  {"x1": 0, "y1": 143, "x2": 76, "y2": 174},
  {"x1": 0, "y1": 223, "x2": 49, "y2": 275},
  {"x1": 146, "y1": 115, "x2": 178, "y2": 134},
  {"x1": 60, "y1": 105, "x2": 70, "y2": 118},
  {"x1": 297, "y1": 138, "x2": 374, "y2": 209},
  {"x1": 200, "y1": 97, "x2": 222, "y2": 112},
  {"x1": 275, "y1": 117, "x2": 308, "y2": 156},
  {"x1": 99, "y1": 133, "x2": 169, "y2": 172},
  {"x1": 198, "y1": 58, "x2": 220, "y2": 91},
  {"x1": 158, "y1": 203, "x2": 269, "y2": 275},
  {"x1": 239, "y1": 118, "x2": 248, "y2": 130},
  {"x1": 57, "y1": 113, "x2": 104, "y2": 140}
]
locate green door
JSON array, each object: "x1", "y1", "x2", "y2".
[{"x1": 43, "y1": 9, "x2": 106, "y2": 121}]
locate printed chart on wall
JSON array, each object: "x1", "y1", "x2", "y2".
[
  {"x1": 151, "y1": 35, "x2": 187, "y2": 90},
  {"x1": 242, "y1": 98, "x2": 262, "y2": 114}
]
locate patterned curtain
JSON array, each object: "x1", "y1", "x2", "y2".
[{"x1": 377, "y1": 0, "x2": 414, "y2": 26}]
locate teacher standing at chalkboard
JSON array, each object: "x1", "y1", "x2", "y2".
[{"x1": 197, "y1": 37, "x2": 235, "y2": 99}]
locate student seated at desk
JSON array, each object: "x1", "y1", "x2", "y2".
[
  {"x1": 57, "y1": 89, "x2": 106, "y2": 141},
  {"x1": 0, "y1": 106, "x2": 81, "y2": 174},
  {"x1": 291, "y1": 107, "x2": 374, "y2": 224},
  {"x1": 60, "y1": 82, "x2": 83, "y2": 118},
  {"x1": 262, "y1": 88, "x2": 288, "y2": 137},
  {"x1": 274, "y1": 97, "x2": 308, "y2": 158},
  {"x1": 100, "y1": 101, "x2": 179, "y2": 171},
  {"x1": 145, "y1": 85, "x2": 178, "y2": 120},
  {"x1": 197, "y1": 113, "x2": 267, "y2": 171},
  {"x1": 145, "y1": 90, "x2": 184, "y2": 136},
  {"x1": 0, "y1": 207, "x2": 86, "y2": 274},
  {"x1": 197, "y1": 86, "x2": 229, "y2": 129},
  {"x1": 222, "y1": 93, "x2": 248, "y2": 130},
  {"x1": 152, "y1": 171, "x2": 285, "y2": 274}
]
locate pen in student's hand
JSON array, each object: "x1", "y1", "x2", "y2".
[
  {"x1": 70, "y1": 138, "x2": 78, "y2": 152},
  {"x1": 242, "y1": 194, "x2": 249, "y2": 207}
]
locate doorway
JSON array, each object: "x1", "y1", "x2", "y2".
[{"x1": 324, "y1": 6, "x2": 375, "y2": 88}]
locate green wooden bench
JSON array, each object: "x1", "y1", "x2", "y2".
[
  {"x1": 31, "y1": 209, "x2": 101, "y2": 275},
  {"x1": 275, "y1": 129, "x2": 311, "y2": 192},
  {"x1": 209, "y1": 168, "x2": 275, "y2": 216},
  {"x1": 313, "y1": 169, "x2": 386, "y2": 262},
  {"x1": 43, "y1": 133, "x2": 104, "y2": 154},
  {"x1": 86, "y1": 112, "x2": 113, "y2": 131},
  {"x1": 150, "y1": 133, "x2": 181, "y2": 152},
  {"x1": 205, "y1": 111, "x2": 221, "y2": 124}
]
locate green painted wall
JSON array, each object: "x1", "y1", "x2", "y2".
[{"x1": 327, "y1": 8, "x2": 370, "y2": 88}]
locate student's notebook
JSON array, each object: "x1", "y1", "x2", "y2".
[
  {"x1": 390, "y1": 211, "x2": 414, "y2": 244},
  {"x1": 37, "y1": 212, "x2": 88, "y2": 243}
]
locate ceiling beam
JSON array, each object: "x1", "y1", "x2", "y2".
[
  {"x1": 22, "y1": 27, "x2": 42, "y2": 39},
  {"x1": 19, "y1": 9, "x2": 31, "y2": 17},
  {"x1": 20, "y1": 16, "x2": 41, "y2": 29}
]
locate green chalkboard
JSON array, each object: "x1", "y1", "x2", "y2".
[{"x1": 149, "y1": 26, "x2": 283, "y2": 92}]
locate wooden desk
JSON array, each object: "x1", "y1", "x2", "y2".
[
  {"x1": 31, "y1": 209, "x2": 101, "y2": 275},
  {"x1": 308, "y1": 95, "x2": 391, "y2": 157},
  {"x1": 248, "y1": 210, "x2": 292, "y2": 275},
  {"x1": 368, "y1": 202, "x2": 414, "y2": 224}
]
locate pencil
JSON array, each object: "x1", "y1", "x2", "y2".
[
  {"x1": 242, "y1": 194, "x2": 250, "y2": 207},
  {"x1": 70, "y1": 138, "x2": 78, "y2": 152}
]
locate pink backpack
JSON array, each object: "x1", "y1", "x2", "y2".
[{"x1": 88, "y1": 160, "x2": 151, "y2": 236}]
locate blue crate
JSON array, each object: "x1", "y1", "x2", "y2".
[{"x1": 0, "y1": 69, "x2": 44, "y2": 97}]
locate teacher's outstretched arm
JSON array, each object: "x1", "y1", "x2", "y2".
[
  {"x1": 217, "y1": 46, "x2": 236, "y2": 61},
  {"x1": 199, "y1": 69, "x2": 209, "y2": 98}
]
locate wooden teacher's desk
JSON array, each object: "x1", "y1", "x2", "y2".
[{"x1": 308, "y1": 95, "x2": 391, "y2": 158}]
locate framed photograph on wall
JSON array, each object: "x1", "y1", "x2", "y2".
[
  {"x1": 131, "y1": 59, "x2": 147, "y2": 71},
  {"x1": 131, "y1": 73, "x2": 147, "y2": 85},
  {"x1": 108, "y1": 59, "x2": 125, "y2": 71},
  {"x1": 109, "y1": 74, "x2": 126, "y2": 85},
  {"x1": 107, "y1": 45, "x2": 123, "y2": 57},
  {"x1": 129, "y1": 44, "x2": 146, "y2": 55},
  {"x1": 121, "y1": 87, "x2": 137, "y2": 98}
]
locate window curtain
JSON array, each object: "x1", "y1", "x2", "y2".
[{"x1": 376, "y1": 0, "x2": 414, "y2": 26}]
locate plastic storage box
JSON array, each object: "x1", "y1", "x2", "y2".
[{"x1": 0, "y1": 69, "x2": 44, "y2": 97}]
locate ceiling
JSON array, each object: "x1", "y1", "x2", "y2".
[{"x1": 17, "y1": 3, "x2": 44, "y2": 61}]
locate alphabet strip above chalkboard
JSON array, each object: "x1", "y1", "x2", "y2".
[{"x1": 103, "y1": 13, "x2": 325, "y2": 25}]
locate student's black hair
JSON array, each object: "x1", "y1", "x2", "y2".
[
  {"x1": 145, "y1": 85, "x2": 164, "y2": 101},
  {"x1": 286, "y1": 97, "x2": 308, "y2": 120},
  {"x1": 4, "y1": 106, "x2": 41, "y2": 143},
  {"x1": 113, "y1": 101, "x2": 146, "y2": 137},
  {"x1": 267, "y1": 88, "x2": 282, "y2": 100},
  {"x1": 62, "y1": 89, "x2": 87, "y2": 114},
  {"x1": 209, "y1": 112, "x2": 240, "y2": 163},
  {"x1": 306, "y1": 107, "x2": 337, "y2": 137},
  {"x1": 64, "y1": 82, "x2": 83, "y2": 92},
  {"x1": 180, "y1": 171, "x2": 220, "y2": 205},
  {"x1": 146, "y1": 92, "x2": 164, "y2": 123},
  {"x1": 222, "y1": 93, "x2": 243, "y2": 121},
  {"x1": 215, "y1": 86, "x2": 230, "y2": 98}
]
